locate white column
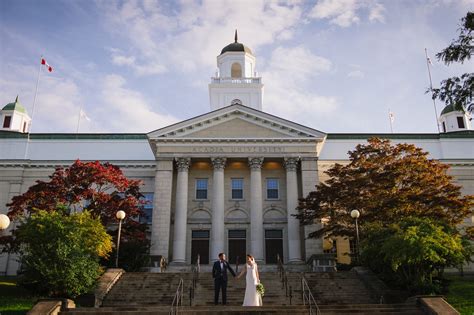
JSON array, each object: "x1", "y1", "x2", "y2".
[
  {"x1": 301, "y1": 157, "x2": 324, "y2": 257},
  {"x1": 150, "y1": 159, "x2": 174, "y2": 260},
  {"x1": 284, "y1": 157, "x2": 302, "y2": 263},
  {"x1": 172, "y1": 157, "x2": 190, "y2": 263},
  {"x1": 248, "y1": 157, "x2": 264, "y2": 262},
  {"x1": 210, "y1": 157, "x2": 226, "y2": 260}
]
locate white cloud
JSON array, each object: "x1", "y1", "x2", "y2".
[
  {"x1": 347, "y1": 69, "x2": 365, "y2": 78},
  {"x1": 369, "y1": 2, "x2": 386, "y2": 23},
  {"x1": 100, "y1": 0, "x2": 303, "y2": 73},
  {"x1": 109, "y1": 48, "x2": 167, "y2": 76},
  {"x1": 309, "y1": 0, "x2": 385, "y2": 27},
  {"x1": 96, "y1": 74, "x2": 177, "y2": 132},
  {"x1": 0, "y1": 63, "x2": 85, "y2": 132},
  {"x1": 262, "y1": 46, "x2": 338, "y2": 125},
  {"x1": 112, "y1": 54, "x2": 136, "y2": 66}
]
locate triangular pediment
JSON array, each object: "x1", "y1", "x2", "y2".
[{"x1": 147, "y1": 104, "x2": 326, "y2": 140}]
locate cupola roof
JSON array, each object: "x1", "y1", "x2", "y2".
[
  {"x1": 220, "y1": 30, "x2": 253, "y2": 55},
  {"x1": 2, "y1": 96, "x2": 27, "y2": 114},
  {"x1": 440, "y1": 104, "x2": 458, "y2": 115}
]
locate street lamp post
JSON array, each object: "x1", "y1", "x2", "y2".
[
  {"x1": 0, "y1": 214, "x2": 11, "y2": 276},
  {"x1": 115, "y1": 210, "x2": 126, "y2": 268},
  {"x1": 0, "y1": 214, "x2": 10, "y2": 231},
  {"x1": 350, "y1": 210, "x2": 360, "y2": 263}
]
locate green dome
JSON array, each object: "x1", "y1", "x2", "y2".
[
  {"x1": 220, "y1": 30, "x2": 253, "y2": 56},
  {"x1": 2, "y1": 96, "x2": 27, "y2": 114}
]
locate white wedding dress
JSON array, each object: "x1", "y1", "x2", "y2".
[{"x1": 243, "y1": 263, "x2": 262, "y2": 306}]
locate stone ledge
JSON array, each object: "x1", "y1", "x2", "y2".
[
  {"x1": 94, "y1": 268, "x2": 125, "y2": 307},
  {"x1": 418, "y1": 296, "x2": 460, "y2": 315},
  {"x1": 27, "y1": 299, "x2": 74, "y2": 315}
]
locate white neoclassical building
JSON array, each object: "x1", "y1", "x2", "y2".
[{"x1": 1, "y1": 34, "x2": 473, "y2": 275}]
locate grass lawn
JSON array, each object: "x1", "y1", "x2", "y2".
[
  {"x1": 0, "y1": 277, "x2": 37, "y2": 315},
  {"x1": 445, "y1": 275, "x2": 474, "y2": 315}
]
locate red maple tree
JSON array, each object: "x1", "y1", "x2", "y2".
[{"x1": 7, "y1": 160, "x2": 147, "y2": 241}]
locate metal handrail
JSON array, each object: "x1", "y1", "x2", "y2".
[
  {"x1": 301, "y1": 277, "x2": 320, "y2": 315},
  {"x1": 169, "y1": 278, "x2": 184, "y2": 315},
  {"x1": 189, "y1": 254, "x2": 200, "y2": 306},
  {"x1": 277, "y1": 254, "x2": 289, "y2": 298}
]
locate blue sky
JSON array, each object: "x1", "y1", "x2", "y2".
[{"x1": 1, "y1": 0, "x2": 473, "y2": 133}]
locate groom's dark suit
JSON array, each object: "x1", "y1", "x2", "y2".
[{"x1": 212, "y1": 259, "x2": 236, "y2": 305}]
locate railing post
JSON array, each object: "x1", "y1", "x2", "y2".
[
  {"x1": 289, "y1": 286, "x2": 293, "y2": 305},
  {"x1": 189, "y1": 286, "x2": 192, "y2": 307},
  {"x1": 197, "y1": 254, "x2": 200, "y2": 273}
]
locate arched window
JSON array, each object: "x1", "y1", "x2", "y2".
[{"x1": 231, "y1": 62, "x2": 242, "y2": 78}]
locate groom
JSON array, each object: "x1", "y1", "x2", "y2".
[{"x1": 212, "y1": 252, "x2": 236, "y2": 305}]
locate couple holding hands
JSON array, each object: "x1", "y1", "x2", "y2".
[{"x1": 212, "y1": 253, "x2": 263, "y2": 306}]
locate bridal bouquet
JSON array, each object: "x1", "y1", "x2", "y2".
[{"x1": 256, "y1": 283, "x2": 265, "y2": 297}]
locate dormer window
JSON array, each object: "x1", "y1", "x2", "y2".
[
  {"x1": 457, "y1": 117, "x2": 465, "y2": 129},
  {"x1": 3, "y1": 116, "x2": 11, "y2": 128}
]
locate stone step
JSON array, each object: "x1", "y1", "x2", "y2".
[
  {"x1": 62, "y1": 304, "x2": 424, "y2": 315},
  {"x1": 61, "y1": 305, "x2": 310, "y2": 315}
]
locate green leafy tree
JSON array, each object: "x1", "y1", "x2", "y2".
[
  {"x1": 297, "y1": 138, "x2": 474, "y2": 239},
  {"x1": 15, "y1": 207, "x2": 112, "y2": 298},
  {"x1": 431, "y1": 11, "x2": 473, "y2": 113},
  {"x1": 361, "y1": 217, "x2": 472, "y2": 294}
]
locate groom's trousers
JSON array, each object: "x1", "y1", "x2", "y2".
[{"x1": 214, "y1": 278, "x2": 227, "y2": 305}]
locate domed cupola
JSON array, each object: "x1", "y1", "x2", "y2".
[
  {"x1": 220, "y1": 31, "x2": 253, "y2": 56},
  {"x1": 1, "y1": 96, "x2": 31, "y2": 133},
  {"x1": 439, "y1": 104, "x2": 472, "y2": 133},
  {"x1": 209, "y1": 30, "x2": 263, "y2": 111}
]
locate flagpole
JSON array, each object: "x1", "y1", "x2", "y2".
[
  {"x1": 425, "y1": 48, "x2": 441, "y2": 133},
  {"x1": 24, "y1": 58, "x2": 43, "y2": 159},
  {"x1": 388, "y1": 108, "x2": 394, "y2": 133},
  {"x1": 76, "y1": 107, "x2": 82, "y2": 134}
]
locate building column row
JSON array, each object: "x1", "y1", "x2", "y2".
[
  {"x1": 210, "y1": 157, "x2": 226, "y2": 260},
  {"x1": 172, "y1": 157, "x2": 191, "y2": 263},
  {"x1": 152, "y1": 156, "x2": 303, "y2": 263},
  {"x1": 284, "y1": 157, "x2": 302, "y2": 263},
  {"x1": 249, "y1": 157, "x2": 264, "y2": 262}
]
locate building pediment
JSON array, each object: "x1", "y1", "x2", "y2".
[
  {"x1": 147, "y1": 104, "x2": 326, "y2": 140},
  {"x1": 147, "y1": 105, "x2": 326, "y2": 159}
]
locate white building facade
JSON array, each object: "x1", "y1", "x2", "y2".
[{"x1": 0, "y1": 36, "x2": 473, "y2": 275}]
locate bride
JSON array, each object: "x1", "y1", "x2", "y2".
[{"x1": 237, "y1": 254, "x2": 262, "y2": 306}]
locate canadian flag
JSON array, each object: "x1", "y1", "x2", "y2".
[{"x1": 41, "y1": 58, "x2": 53, "y2": 72}]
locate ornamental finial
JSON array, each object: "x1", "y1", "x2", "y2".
[{"x1": 234, "y1": 29, "x2": 238, "y2": 43}]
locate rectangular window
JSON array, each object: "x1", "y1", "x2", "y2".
[
  {"x1": 228, "y1": 229, "x2": 246, "y2": 239},
  {"x1": 231, "y1": 178, "x2": 243, "y2": 199},
  {"x1": 266, "y1": 178, "x2": 279, "y2": 199},
  {"x1": 139, "y1": 193, "x2": 153, "y2": 224},
  {"x1": 3, "y1": 116, "x2": 11, "y2": 128},
  {"x1": 196, "y1": 179, "x2": 208, "y2": 199},
  {"x1": 23, "y1": 122, "x2": 27, "y2": 132},
  {"x1": 457, "y1": 117, "x2": 465, "y2": 129},
  {"x1": 265, "y1": 229, "x2": 283, "y2": 239},
  {"x1": 192, "y1": 230, "x2": 210, "y2": 239}
]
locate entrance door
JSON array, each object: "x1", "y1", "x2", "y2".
[
  {"x1": 228, "y1": 230, "x2": 246, "y2": 264},
  {"x1": 191, "y1": 230, "x2": 210, "y2": 264},
  {"x1": 265, "y1": 229, "x2": 283, "y2": 264}
]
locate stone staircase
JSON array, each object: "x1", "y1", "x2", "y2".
[
  {"x1": 193, "y1": 271, "x2": 292, "y2": 306},
  {"x1": 59, "y1": 269, "x2": 426, "y2": 314},
  {"x1": 302, "y1": 270, "x2": 378, "y2": 304},
  {"x1": 101, "y1": 272, "x2": 193, "y2": 307}
]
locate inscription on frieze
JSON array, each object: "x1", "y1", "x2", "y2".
[{"x1": 191, "y1": 146, "x2": 285, "y2": 153}]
